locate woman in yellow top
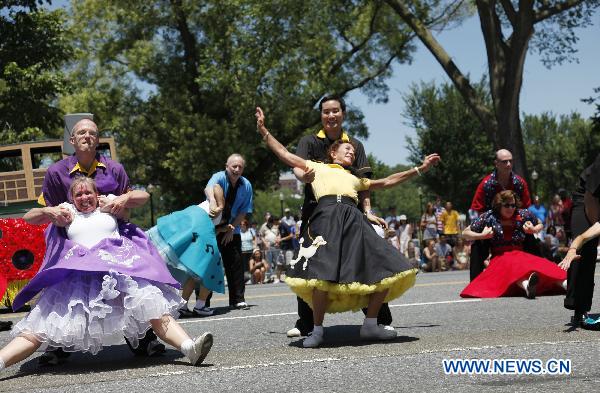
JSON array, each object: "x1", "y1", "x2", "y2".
[{"x1": 256, "y1": 107, "x2": 440, "y2": 348}]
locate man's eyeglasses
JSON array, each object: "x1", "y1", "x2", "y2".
[
  {"x1": 74, "y1": 129, "x2": 98, "y2": 137},
  {"x1": 502, "y1": 203, "x2": 517, "y2": 208}
]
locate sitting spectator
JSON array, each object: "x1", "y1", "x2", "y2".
[
  {"x1": 541, "y1": 234, "x2": 559, "y2": 262},
  {"x1": 385, "y1": 228, "x2": 400, "y2": 250},
  {"x1": 435, "y1": 235, "x2": 453, "y2": 270},
  {"x1": 452, "y1": 237, "x2": 470, "y2": 270},
  {"x1": 404, "y1": 241, "x2": 421, "y2": 269},
  {"x1": 422, "y1": 239, "x2": 440, "y2": 272},
  {"x1": 249, "y1": 249, "x2": 269, "y2": 284}
]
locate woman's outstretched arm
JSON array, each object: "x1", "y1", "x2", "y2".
[
  {"x1": 255, "y1": 107, "x2": 307, "y2": 170},
  {"x1": 368, "y1": 154, "x2": 440, "y2": 190}
]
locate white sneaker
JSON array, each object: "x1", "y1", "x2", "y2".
[
  {"x1": 303, "y1": 332, "x2": 324, "y2": 348},
  {"x1": 360, "y1": 324, "x2": 397, "y2": 341},
  {"x1": 188, "y1": 332, "x2": 213, "y2": 366},
  {"x1": 383, "y1": 325, "x2": 395, "y2": 332},
  {"x1": 287, "y1": 327, "x2": 301, "y2": 338},
  {"x1": 273, "y1": 278, "x2": 280, "y2": 284}
]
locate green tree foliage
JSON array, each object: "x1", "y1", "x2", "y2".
[
  {"x1": 385, "y1": 0, "x2": 599, "y2": 179},
  {"x1": 368, "y1": 154, "x2": 423, "y2": 220},
  {"x1": 252, "y1": 187, "x2": 303, "y2": 225},
  {"x1": 522, "y1": 112, "x2": 600, "y2": 199},
  {"x1": 405, "y1": 80, "x2": 494, "y2": 212},
  {"x1": 60, "y1": 0, "x2": 457, "y2": 210},
  {"x1": 0, "y1": 0, "x2": 73, "y2": 143}
]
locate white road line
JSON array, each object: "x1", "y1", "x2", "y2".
[
  {"x1": 148, "y1": 339, "x2": 599, "y2": 377},
  {"x1": 177, "y1": 299, "x2": 481, "y2": 325}
]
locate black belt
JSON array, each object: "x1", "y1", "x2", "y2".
[{"x1": 317, "y1": 195, "x2": 358, "y2": 206}]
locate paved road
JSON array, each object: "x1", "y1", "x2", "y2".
[{"x1": 1, "y1": 270, "x2": 599, "y2": 392}]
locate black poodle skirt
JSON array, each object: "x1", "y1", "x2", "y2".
[{"x1": 285, "y1": 195, "x2": 417, "y2": 313}]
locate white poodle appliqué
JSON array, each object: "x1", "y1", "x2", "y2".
[{"x1": 290, "y1": 236, "x2": 327, "y2": 270}]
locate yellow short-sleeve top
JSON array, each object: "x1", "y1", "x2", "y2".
[{"x1": 305, "y1": 160, "x2": 370, "y2": 202}]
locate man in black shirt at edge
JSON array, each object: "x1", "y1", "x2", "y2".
[{"x1": 286, "y1": 95, "x2": 393, "y2": 338}]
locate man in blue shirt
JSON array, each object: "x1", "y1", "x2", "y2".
[
  {"x1": 528, "y1": 195, "x2": 547, "y2": 231},
  {"x1": 205, "y1": 153, "x2": 253, "y2": 309}
]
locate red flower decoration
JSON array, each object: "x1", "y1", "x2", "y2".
[{"x1": 0, "y1": 219, "x2": 47, "y2": 290}]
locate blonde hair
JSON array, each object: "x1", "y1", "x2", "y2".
[{"x1": 69, "y1": 177, "x2": 98, "y2": 199}]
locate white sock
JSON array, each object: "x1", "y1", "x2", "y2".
[
  {"x1": 521, "y1": 280, "x2": 529, "y2": 290},
  {"x1": 363, "y1": 318, "x2": 377, "y2": 327},
  {"x1": 194, "y1": 299, "x2": 206, "y2": 309},
  {"x1": 0, "y1": 355, "x2": 5, "y2": 370},
  {"x1": 180, "y1": 338, "x2": 194, "y2": 358},
  {"x1": 312, "y1": 325, "x2": 324, "y2": 336},
  {"x1": 561, "y1": 279, "x2": 567, "y2": 290}
]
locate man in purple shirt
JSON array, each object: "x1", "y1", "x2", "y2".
[{"x1": 36, "y1": 119, "x2": 165, "y2": 364}]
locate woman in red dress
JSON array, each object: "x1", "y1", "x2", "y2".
[{"x1": 460, "y1": 190, "x2": 566, "y2": 299}]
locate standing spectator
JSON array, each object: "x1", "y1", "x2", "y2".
[
  {"x1": 259, "y1": 215, "x2": 280, "y2": 276},
  {"x1": 423, "y1": 239, "x2": 440, "y2": 272},
  {"x1": 440, "y1": 202, "x2": 460, "y2": 246},
  {"x1": 277, "y1": 216, "x2": 295, "y2": 283},
  {"x1": 421, "y1": 203, "x2": 438, "y2": 245},
  {"x1": 435, "y1": 235, "x2": 453, "y2": 270},
  {"x1": 469, "y1": 149, "x2": 532, "y2": 281},
  {"x1": 433, "y1": 196, "x2": 444, "y2": 235},
  {"x1": 452, "y1": 237, "x2": 470, "y2": 271},
  {"x1": 548, "y1": 194, "x2": 565, "y2": 231},
  {"x1": 396, "y1": 215, "x2": 413, "y2": 254},
  {"x1": 281, "y1": 207, "x2": 296, "y2": 227},
  {"x1": 528, "y1": 195, "x2": 548, "y2": 237},
  {"x1": 240, "y1": 220, "x2": 257, "y2": 276},
  {"x1": 385, "y1": 207, "x2": 398, "y2": 226},
  {"x1": 559, "y1": 189, "x2": 573, "y2": 241},
  {"x1": 404, "y1": 241, "x2": 421, "y2": 270},
  {"x1": 205, "y1": 153, "x2": 253, "y2": 310}
]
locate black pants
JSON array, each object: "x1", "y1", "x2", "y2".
[
  {"x1": 469, "y1": 235, "x2": 541, "y2": 281},
  {"x1": 564, "y1": 204, "x2": 599, "y2": 313},
  {"x1": 218, "y1": 233, "x2": 246, "y2": 306},
  {"x1": 294, "y1": 297, "x2": 393, "y2": 336},
  {"x1": 469, "y1": 240, "x2": 489, "y2": 281}
]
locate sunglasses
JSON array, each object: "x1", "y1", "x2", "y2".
[{"x1": 502, "y1": 203, "x2": 517, "y2": 208}]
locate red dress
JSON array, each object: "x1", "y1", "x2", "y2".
[{"x1": 460, "y1": 222, "x2": 566, "y2": 298}]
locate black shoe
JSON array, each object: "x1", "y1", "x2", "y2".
[
  {"x1": 147, "y1": 340, "x2": 166, "y2": 356},
  {"x1": 525, "y1": 272, "x2": 539, "y2": 299},
  {"x1": 230, "y1": 302, "x2": 250, "y2": 310},
  {"x1": 178, "y1": 307, "x2": 196, "y2": 318},
  {"x1": 38, "y1": 348, "x2": 71, "y2": 366},
  {"x1": 570, "y1": 312, "x2": 588, "y2": 327},
  {"x1": 0, "y1": 321, "x2": 12, "y2": 331}
]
